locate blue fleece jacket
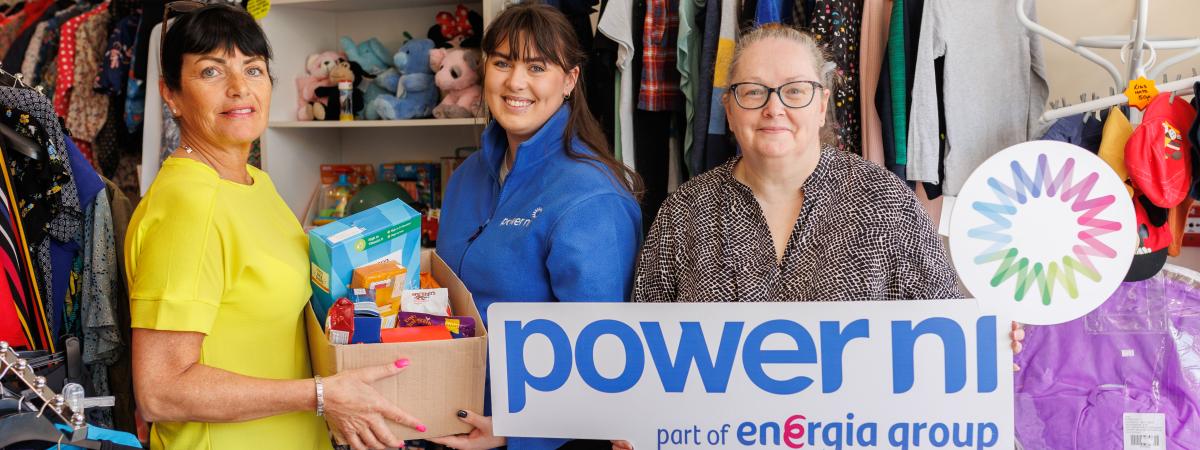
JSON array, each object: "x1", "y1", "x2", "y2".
[{"x1": 437, "y1": 106, "x2": 642, "y2": 450}]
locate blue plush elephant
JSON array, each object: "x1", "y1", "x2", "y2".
[
  {"x1": 371, "y1": 38, "x2": 438, "y2": 120},
  {"x1": 340, "y1": 36, "x2": 396, "y2": 120}
]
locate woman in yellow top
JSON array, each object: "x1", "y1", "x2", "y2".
[{"x1": 125, "y1": 4, "x2": 423, "y2": 450}]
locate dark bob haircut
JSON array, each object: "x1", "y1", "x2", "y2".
[{"x1": 160, "y1": 4, "x2": 273, "y2": 91}]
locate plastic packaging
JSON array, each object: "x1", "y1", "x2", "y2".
[
  {"x1": 381, "y1": 325, "x2": 451, "y2": 343},
  {"x1": 319, "y1": 173, "x2": 353, "y2": 221},
  {"x1": 1015, "y1": 264, "x2": 1200, "y2": 449},
  {"x1": 338, "y1": 81, "x2": 354, "y2": 121},
  {"x1": 400, "y1": 288, "x2": 450, "y2": 316},
  {"x1": 397, "y1": 311, "x2": 475, "y2": 338},
  {"x1": 325, "y1": 298, "x2": 355, "y2": 345}
]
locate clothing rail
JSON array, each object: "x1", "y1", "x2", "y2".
[
  {"x1": 1040, "y1": 74, "x2": 1199, "y2": 123},
  {"x1": 1020, "y1": 0, "x2": 1200, "y2": 123},
  {"x1": 1015, "y1": 0, "x2": 1123, "y2": 88}
]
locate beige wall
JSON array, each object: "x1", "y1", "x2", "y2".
[{"x1": 1036, "y1": 0, "x2": 1200, "y2": 102}]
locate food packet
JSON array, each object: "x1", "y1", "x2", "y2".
[{"x1": 397, "y1": 311, "x2": 476, "y2": 338}]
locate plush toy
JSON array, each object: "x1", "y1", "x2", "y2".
[
  {"x1": 295, "y1": 51, "x2": 343, "y2": 121},
  {"x1": 371, "y1": 38, "x2": 438, "y2": 120},
  {"x1": 341, "y1": 37, "x2": 395, "y2": 120},
  {"x1": 427, "y1": 5, "x2": 483, "y2": 49},
  {"x1": 430, "y1": 47, "x2": 482, "y2": 119},
  {"x1": 312, "y1": 60, "x2": 369, "y2": 120}
]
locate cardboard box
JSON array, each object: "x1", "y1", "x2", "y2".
[
  {"x1": 307, "y1": 250, "x2": 487, "y2": 441},
  {"x1": 309, "y1": 199, "x2": 422, "y2": 322}
]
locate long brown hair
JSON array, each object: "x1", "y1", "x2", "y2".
[{"x1": 481, "y1": 2, "x2": 644, "y2": 200}]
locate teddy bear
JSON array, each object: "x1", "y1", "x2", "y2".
[
  {"x1": 341, "y1": 36, "x2": 395, "y2": 120},
  {"x1": 427, "y1": 5, "x2": 483, "y2": 49},
  {"x1": 430, "y1": 47, "x2": 482, "y2": 119},
  {"x1": 311, "y1": 60, "x2": 369, "y2": 120},
  {"x1": 370, "y1": 38, "x2": 438, "y2": 120},
  {"x1": 295, "y1": 51, "x2": 343, "y2": 121}
]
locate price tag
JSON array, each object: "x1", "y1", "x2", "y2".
[
  {"x1": 247, "y1": 0, "x2": 270, "y2": 20},
  {"x1": 1124, "y1": 76, "x2": 1159, "y2": 110}
]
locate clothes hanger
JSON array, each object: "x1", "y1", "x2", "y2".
[
  {"x1": 0, "y1": 412, "x2": 105, "y2": 449},
  {"x1": 0, "y1": 71, "x2": 44, "y2": 160},
  {"x1": 0, "y1": 123, "x2": 41, "y2": 160}
]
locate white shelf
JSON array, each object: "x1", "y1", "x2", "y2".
[
  {"x1": 272, "y1": 0, "x2": 468, "y2": 12},
  {"x1": 269, "y1": 118, "x2": 486, "y2": 128}
]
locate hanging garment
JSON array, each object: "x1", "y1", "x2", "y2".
[
  {"x1": 1040, "y1": 112, "x2": 1107, "y2": 153},
  {"x1": 95, "y1": 12, "x2": 138, "y2": 97},
  {"x1": 103, "y1": 176, "x2": 136, "y2": 433},
  {"x1": 1015, "y1": 274, "x2": 1200, "y2": 449},
  {"x1": 19, "y1": 20, "x2": 49, "y2": 82},
  {"x1": 586, "y1": 0, "x2": 618, "y2": 151},
  {"x1": 876, "y1": 0, "x2": 915, "y2": 178},
  {"x1": 55, "y1": 3, "x2": 110, "y2": 118},
  {"x1": 0, "y1": 139, "x2": 49, "y2": 351},
  {"x1": 0, "y1": 85, "x2": 82, "y2": 341},
  {"x1": 639, "y1": 0, "x2": 682, "y2": 112},
  {"x1": 687, "y1": 0, "x2": 721, "y2": 176},
  {"x1": 676, "y1": 0, "x2": 702, "y2": 170},
  {"x1": 0, "y1": 153, "x2": 35, "y2": 350},
  {"x1": 3, "y1": 0, "x2": 58, "y2": 76},
  {"x1": 697, "y1": 0, "x2": 737, "y2": 174},
  {"x1": 808, "y1": 0, "x2": 863, "y2": 155},
  {"x1": 905, "y1": 0, "x2": 1049, "y2": 196},
  {"x1": 859, "y1": 0, "x2": 890, "y2": 165},
  {"x1": 1190, "y1": 82, "x2": 1200, "y2": 200},
  {"x1": 0, "y1": 9, "x2": 28, "y2": 58},
  {"x1": 754, "y1": 0, "x2": 790, "y2": 24},
  {"x1": 597, "y1": 0, "x2": 638, "y2": 170},
  {"x1": 67, "y1": 4, "x2": 113, "y2": 145}
]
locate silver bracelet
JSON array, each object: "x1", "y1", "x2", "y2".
[{"x1": 314, "y1": 375, "x2": 325, "y2": 417}]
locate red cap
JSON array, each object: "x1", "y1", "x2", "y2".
[{"x1": 1125, "y1": 93, "x2": 1197, "y2": 208}]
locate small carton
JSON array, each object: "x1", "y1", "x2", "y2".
[
  {"x1": 352, "y1": 260, "x2": 407, "y2": 292},
  {"x1": 307, "y1": 250, "x2": 487, "y2": 441},
  {"x1": 309, "y1": 199, "x2": 422, "y2": 322}
]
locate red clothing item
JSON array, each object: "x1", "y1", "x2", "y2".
[
  {"x1": 1126, "y1": 93, "x2": 1197, "y2": 209},
  {"x1": 54, "y1": 2, "x2": 108, "y2": 117},
  {"x1": 17, "y1": 0, "x2": 53, "y2": 35},
  {"x1": 638, "y1": 0, "x2": 682, "y2": 111}
]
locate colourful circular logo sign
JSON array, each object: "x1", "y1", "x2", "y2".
[{"x1": 949, "y1": 141, "x2": 1137, "y2": 325}]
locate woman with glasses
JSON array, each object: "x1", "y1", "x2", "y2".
[
  {"x1": 631, "y1": 25, "x2": 962, "y2": 303},
  {"x1": 126, "y1": 4, "x2": 422, "y2": 450}
]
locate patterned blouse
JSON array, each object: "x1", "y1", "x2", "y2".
[{"x1": 633, "y1": 147, "x2": 962, "y2": 302}]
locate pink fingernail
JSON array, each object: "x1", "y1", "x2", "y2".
[
  {"x1": 416, "y1": 424, "x2": 427, "y2": 433},
  {"x1": 395, "y1": 359, "x2": 410, "y2": 369}
]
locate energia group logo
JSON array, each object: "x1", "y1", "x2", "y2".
[{"x1": 949, "y1": 141, "x2": 1136, "y2": 325}]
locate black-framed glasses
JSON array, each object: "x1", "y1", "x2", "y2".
[{"x1": 729, "y1": 81, "x2": 823, "y2": 109}]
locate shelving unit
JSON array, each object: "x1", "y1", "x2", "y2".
[
  {"x1": 141, "y1": 0, "x2": 501, "y2": 217},
  {"x1": 260, "y1": 0, "x2": 499, "y2": 216}
]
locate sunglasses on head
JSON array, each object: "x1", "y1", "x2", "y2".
[{"x1": 158, "y1": 1, "x2": 207, "y2": 76}]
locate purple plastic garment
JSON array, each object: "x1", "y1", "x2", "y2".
[{"x1": 1014, "y1": 267, "x2": 1200, "y2": 449}]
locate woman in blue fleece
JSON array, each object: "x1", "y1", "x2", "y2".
[{"x1": 431, "y1": 4, "x2": 643, "y2": 450}]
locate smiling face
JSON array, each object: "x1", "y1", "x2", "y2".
[
  {"x1": 724, "y1": 36, "x2": 830, "y2": 162},
  {"x1": 162, "y1": 47, "x2": 271, "y2": 150},
  {"x1": 483, "y1": 37, "x2": 578, "y2": 148}
]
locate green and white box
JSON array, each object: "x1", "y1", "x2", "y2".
[{"x1": 309, "y1": 199, "x2": 421, "y2": 322}]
